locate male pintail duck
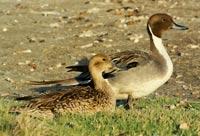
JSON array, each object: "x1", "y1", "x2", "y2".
[
  {"x1": 13, "y1": 54, "x2": 116, "y2": 115},
  {"x1": 29, "y1": 13, "x2": 188, "y2": 102}
]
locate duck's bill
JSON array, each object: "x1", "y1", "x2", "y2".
[{"x1": 171, "y1": 22, "x2": 189, "y2": 30}]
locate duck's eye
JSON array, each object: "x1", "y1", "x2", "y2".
[
  {"x1": 102, "y1": 58, "x2": 106, "y2": 61},
  {"x1": 162, "y1": 18, "x2": 166, "y2": 22}
]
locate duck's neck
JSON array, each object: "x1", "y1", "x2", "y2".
[
  {"x1": 148, "y1": 25, "x2": 173, "y2": 70},
  {"x1": 90, "y1": 69, "x2": 109, "y2": 91}
]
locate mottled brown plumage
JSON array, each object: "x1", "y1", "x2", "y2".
[
  {"x1": 13, "y1": 54, "x2": 116, "y2": 115},
  {"x1": 25, "y1": 86, "x2": 114, "y2": 113}
]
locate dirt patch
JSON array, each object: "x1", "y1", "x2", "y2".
[{"x1": 0, "y1": 0, "x2": 199, "y2": 99}]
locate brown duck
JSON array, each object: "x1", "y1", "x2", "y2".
[{"x1": 13, "y1": 54, "x2": 116, "y2": 114}]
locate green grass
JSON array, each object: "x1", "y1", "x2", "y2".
[{"x1": 0, "y1": 97, "x2": 199, "y2": 136}]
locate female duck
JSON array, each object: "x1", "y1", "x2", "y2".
[{"x1": 14, "y1": 54, "x2": 116, "y2": 114}]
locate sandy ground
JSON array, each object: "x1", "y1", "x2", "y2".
[{"x1": 0, "y1": 0, "x2": 199, "y2": 99}]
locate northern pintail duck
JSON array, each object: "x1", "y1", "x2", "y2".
[
  {"x1": 13, "y1": 54, "x2": 116, "y2": 114},
  {"x1": 30, "y1": 13, "x2": 188, "y2": 101}
]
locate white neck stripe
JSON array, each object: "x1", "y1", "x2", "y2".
[
  {"x1": 148, "y1": 25, "x2": 173, "y2": 76},
  {"x1": 148, "y1": 25, "x2": 167, "y2": 57}
]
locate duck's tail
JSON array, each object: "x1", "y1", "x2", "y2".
[
  {"x1": 27, "y1": 78, "x2": 81, "y2": 86},
  {"x1": 15, "y1": 96, "x2": 36, "y2": 101},
  {"x1": 66, "y1": 65, "x2": 89, "y2": 72},
  {"x1": 9, "y1": 106, "x2": 54, "y2": 119},
  {"x1": 9, "y1": 105, "x2": 26, "y2": 114}
]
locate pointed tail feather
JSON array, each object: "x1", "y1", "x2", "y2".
[
  {"x1": 66, "y1": 65, "x2": 89, "y2": 72},
  {"x1": 27, "y1": 78, "x2": 88, "y2": 86},
  {"x1": 15, "y1": 96, "x2": 36, "y2": 101}
]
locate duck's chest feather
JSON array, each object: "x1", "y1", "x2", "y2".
[{"x1": 108, "y1": 55, "x2": 173, "y2": 98}]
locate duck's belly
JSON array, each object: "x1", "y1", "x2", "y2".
[
  {"x1": 121, "y1": 79, "x2": 165, "y2": 98},
  {"x1": 108, "y1": 66, "x2": 172, "y2": 99}
]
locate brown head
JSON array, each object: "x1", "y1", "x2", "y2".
[
  {"x1": 88, "y1": 54, "x2": 113, "y2": 75},
  {"x1": 147, "y1": 13, "x2": 188, "y2": 38}
]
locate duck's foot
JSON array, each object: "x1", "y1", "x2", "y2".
[{"x1": 124, "y1": 95, "x2": 133, "y2": 110}]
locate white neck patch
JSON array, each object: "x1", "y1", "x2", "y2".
[
  {"x1": 148, "y1": 25, "x2": 173, "y2": 78},
  {"x1": 148, "y1": 25, "x2": 166, "y2": 56}
]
